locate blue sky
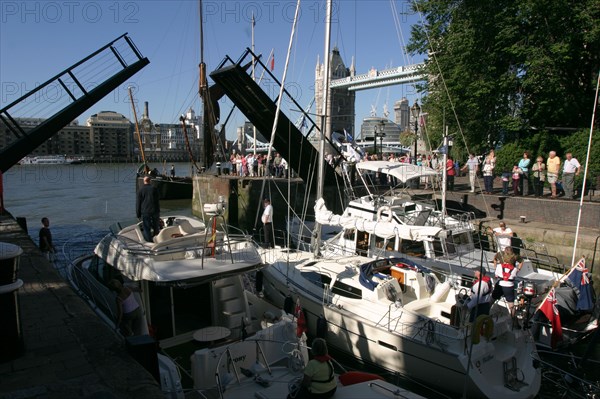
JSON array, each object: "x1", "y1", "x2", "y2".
[{"x1": 1, "y1": 0, "x2": 424, "y2": 140}]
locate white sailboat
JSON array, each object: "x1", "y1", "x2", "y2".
[{"x1": 259, "y1": 1, "x2": 542, "y2": 397}]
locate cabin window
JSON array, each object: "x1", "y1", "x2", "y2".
[
  {"x1": 331, "y1": 280, "x2": 362, "y2": 299},
  {"x1": 374, "y1": 236, "x2": 395, "y2": 251},
  {"x1": 343, "y1": 228, "x2": 356, "y2": 241},
  {"x1": 400, "y1": 239, "x2": 425, "y2": 257},
  {"x1": 301, "y1": 271, "x2": 332, "y2": 289},
  {"x1": 89, "y1": 256, "x2": 119, "y2": 284},
  {"x1": 356, "y1": 231, "x2": 370, "y2": 256}
]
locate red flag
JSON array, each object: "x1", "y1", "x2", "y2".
[
  {"x1": 270, "y1": 54, "x2": 275, "y2": 71},
  {"x1": 539, "y1": 287, "x2": 563, "y2": 349}
]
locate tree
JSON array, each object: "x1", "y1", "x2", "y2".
[{"x1": 408, "y1": 0, "x2": 600, "y2": 152}]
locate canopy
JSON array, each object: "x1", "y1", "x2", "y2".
[
  {"x1": 356, "y1": 161, "x2": 438, "y2": 183},
  {"x1": 355, "y1": 161, "x2": 439, "y2": 183}
]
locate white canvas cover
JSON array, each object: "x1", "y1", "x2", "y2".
[
  {"x1": 314, "y1": 198, "x2": 443, "y2": 241},
  {"x1": 355, "y1": 161, "x2": 439, "y2": 183}
]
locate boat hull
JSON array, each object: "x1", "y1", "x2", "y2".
[{"x1": 260, "y1": 252, "x2": 541, "y2": 398}]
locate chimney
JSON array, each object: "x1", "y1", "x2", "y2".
[{"x1": 144, "y1": 101, "x2": 149, "y2": 119}]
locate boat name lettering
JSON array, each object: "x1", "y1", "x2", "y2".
[{"x1": 233, "y1": 355, "x2": 246, "y2": 363}]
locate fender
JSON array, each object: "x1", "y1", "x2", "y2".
[
  {"x1": 472, "y1": 314, "x2": 494, "y2": 344},
  {"x1": 376, "y1": 205, "x2": 393, "y2": 222}
]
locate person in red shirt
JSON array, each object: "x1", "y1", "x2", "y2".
[{"x1": 446, "y1": 156, "x2": 455, "y2": 191}]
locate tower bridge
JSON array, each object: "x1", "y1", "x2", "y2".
[{"x1": 330, "y1": 63, "x2": 426, "y2": 91}]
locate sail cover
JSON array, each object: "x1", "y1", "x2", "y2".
[{"x1": 314, "y1": 198, "x2": 443, "y2": 241}]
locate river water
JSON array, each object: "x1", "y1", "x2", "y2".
[{"x1": 3, "y1": 162, "x2": 599, "y2": 398}]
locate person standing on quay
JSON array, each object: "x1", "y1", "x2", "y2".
[
  {"x1": 562, "y1": 152, "x2": 581, "y2": 199},
  {"x1": 531, "y1": 156, "x2": 546, "y2": 197},
  {"x1": 518, "y1": 152, "x2": 531, "y2": 196},
  {"x1": 482, "y1": 158, "x2": 494, "y2": 194},
  {"x1": 261, "y1": 198, "x2": 274, "y2": 248},
  {"x1": 39, "y1": 217, "x2": 56, "y2": 261},
  {"x1": 546, "y1": 151, "x2": 561, "y2": 198},
  {"x1": 136, "y1": 176, "x2": 161, "y2": 242},
  {"x1": 461, "y1": 153, "x2": 479, "y2": 193}
]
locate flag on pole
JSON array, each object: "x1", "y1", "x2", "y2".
[
  {"x1": 344, "y1": 129, "x2": 353, "y2": 142},
  {"x1": 270, "y1": 53, "x2": 275, "y2": 71},
  {"x1": 300, "y1": 115, "x2": 308, "y2": 129},
  {"x1": 566, "y1": 257, "x2": 594, "y2": 311},
  {"x1": 538, "y1": 287, "x2": 563, "y2": 349}
]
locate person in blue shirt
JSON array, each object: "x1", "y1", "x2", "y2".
[{"x1": 518, "y1": 152, "x2": 531, "y2": 196}]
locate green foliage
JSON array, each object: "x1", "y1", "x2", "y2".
[{"x1": 408, "y1": 0, "x2": 600, "y2": 150}]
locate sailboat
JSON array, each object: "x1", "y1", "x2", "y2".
[
  {"x1": 309, "y1": 159, "x2": 599, "y2": 350},
  {"x1": 259, "y1": 2, "x2": 542, "y2": 398}
]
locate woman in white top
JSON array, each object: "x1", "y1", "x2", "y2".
[{"x1": 109, "y1": 279, "x2": 142, "y2": 336}]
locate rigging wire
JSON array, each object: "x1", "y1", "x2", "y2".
[{"x1": 571, "y1": 69, "x2": 599, "y2": 265}]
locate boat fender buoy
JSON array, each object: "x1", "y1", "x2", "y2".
[
  {"x1": 472, "y1": 314, "x2": 494, "y2": 344},
  {"x1": 376, "y1": 206, "x2": 393, "y2": 222},
  {"x1": 339, "y1": 371, "x2": 384, "y2": 386}
]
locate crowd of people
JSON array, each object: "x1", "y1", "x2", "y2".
[
  {"x1": 227, "y1": 152, "x2": 288, "y2": 178},
  {"x1": 219, "y1": 145, "x2": 584, "y2": 201},
  {"x1": 451, "y1": 149, "x2": 583, "y2": 199}
]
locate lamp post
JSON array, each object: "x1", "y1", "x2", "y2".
[
  {"x1": 374, "y1": 120, "x2": 386, "y2": 158},
  {"x1": 411, "y1": 100, "x2": 421, "y2": 165}
]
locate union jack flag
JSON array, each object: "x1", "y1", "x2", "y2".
[
  {"x1": 573, "y1": 257, "x2": 589, "y2": 285},
  {"x1": 567, "y1": 256, "x2": 594, "y2": 311}
]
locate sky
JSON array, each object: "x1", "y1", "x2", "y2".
[{"x1": 1, "y1": 0, "x2": 425, "y2": 140}]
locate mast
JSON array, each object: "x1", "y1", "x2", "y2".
[
  {"x1": 199, "y1": 0, "x2": 216, "y2": 170},
  {"x1": 313, "y1": 0, "x2": 333, "y2": 258},
  {"x1": 251, "y1": 12, "x2": 257, "y2": 156},
  {"x1": 128, "y1": 87, "x2": 146, "y2": 167},
  {"x1": 441, "y1": 126, "x2": 449, "y2": 224}
]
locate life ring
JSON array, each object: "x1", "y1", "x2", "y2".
[
  {"x1": 377, "y1": 206, "x2": 393, "y2": 222},
  {"x1": 472, "y1": 314, "x2": 494, "y2": 344}
]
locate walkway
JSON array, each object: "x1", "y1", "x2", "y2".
[{"x1": 0, "y1": 212, "x2": 163, "y2": 399}]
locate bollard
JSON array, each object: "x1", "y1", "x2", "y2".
[
  {"x1": 0, "y1": 242, "x2": 24, "y2": 362},
  {"x1": 216, "y1": 162, "x2": 221, "y2": 176}
]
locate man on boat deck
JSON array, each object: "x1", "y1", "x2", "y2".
[
  {"x1": 466, "y1": 269, "x2": 492, "y2": 322},
  {"x1": 136, "y1": 176, "x2": 161, "y2": 242},
  {"x1": 493, "y1": 247, "x2": 522, "y2": 315},
  {"x1": 261, "y1": 198, "x2": 273, "y2": 248}
]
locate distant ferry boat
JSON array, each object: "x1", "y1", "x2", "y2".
[{"x1": 19, "y1": 155, "x2": 83, "y2": 165}]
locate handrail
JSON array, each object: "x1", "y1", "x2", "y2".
[{"x1": 0, "y1": 33, "x2": 138, "y2": 113}]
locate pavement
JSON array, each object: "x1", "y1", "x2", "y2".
[{"x1": 0, "y1": 211, "x2": 164, "y2": 399}]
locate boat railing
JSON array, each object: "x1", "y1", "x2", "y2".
[
  {"x1": 211, "y1": 338, "x2": 304, "y2": 399},
  {"x1": 110, "y1": 229, "x2": 261, "y2": 263},
  {"x1": 67, "y1": 258, "x2": 119, "y2": 329},
  {"x1": 377, "y1": 303, "x2": 468, "y2": 349}
]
